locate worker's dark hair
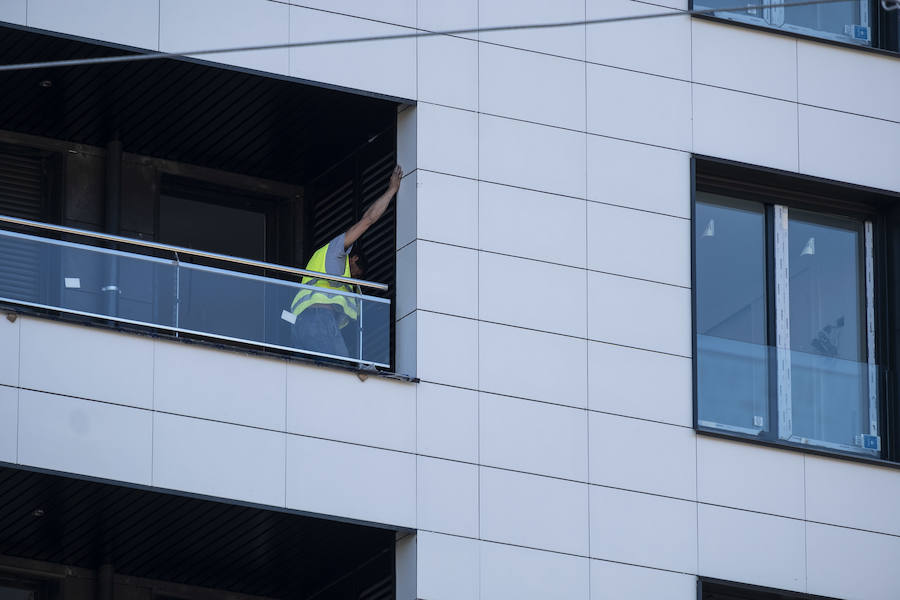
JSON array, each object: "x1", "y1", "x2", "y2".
[{"x1": 350, "y1": 246, "x2": 369, "y2": 274}]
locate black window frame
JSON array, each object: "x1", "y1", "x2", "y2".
[
  {"x1": 690, "y1": 0, "x2": 900, "y2": 55},
  {"x1": 691, "y1": 156, "x2": 900, "y2": 467},
  {"x1": 699, "y1": 578, "x2": 841, "y2": 600}
]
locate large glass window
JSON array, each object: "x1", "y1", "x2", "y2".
[
  {"x1": 695, "y1": 191, "x2": 880, "y2": 457},
  {"x1": 694, "y1": 0, "x2": 873, "y2": 46}
]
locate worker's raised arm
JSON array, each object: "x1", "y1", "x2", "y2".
[{"x1": 344, "y1": 165, "x2": 403, "y2": 250}]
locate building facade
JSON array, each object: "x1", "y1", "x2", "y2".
[{"x1": 0, "y1": 1, "x2": 899, "y2": 599}]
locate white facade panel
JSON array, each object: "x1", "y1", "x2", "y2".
[
  {"x1": 416, "y1": 456, "x2": 479, "y2": 537},
  {"x1": 288, "y1": 7, "x2": 415, "y2": 100},
  {"x1": 586, "y1": 135, "x2": 691, "y2": 218},
  {"x1": 0, "y1": 0, "x2": 25, "y2": 24},
  {"x1": 805, "y1": 455, "x2": 900, "y2": 537},
  {"x1": 479, "y1": 43, "x2": 586, "y2": 131},
  {"x1": 418, "y1": 34, "x2": 478, "y2": 111},
  {"x1": 395, "y1": 240, "x2": 416, "y2": 319},
  {"x1": 692, "y1": 20, "x2": 798, "y2": 101},
  {"x1": 417, "y1": 104, "x2": 479, "y2": 178},
  {"x1": 806, "y1": 522, "x2": 900, "y2": 600},
  {"x1": 417, "y1": 532, "x2": 479, "y2": 600},
  {"x1": 590, "y1": 560, "x2": 697, "y2": 600},
  {"x1": 27, "y1": 0, "x2": 159, "y2": 49},
  {"x1": 799, "y1": 105, "x2": 900, "y2": 193},
  {"x1": 395, "y1": 310, "x2": 417, "y2": 377},
  {"x1": 479, "y1": 114, "x2": 587, "y2": 199},
  {"x1": 480, "y1": 392, "x2": 588, "y2": 482},
  {"x1": 416, "y1": 382, "x2": 478, "y2": 463},
  {"x1": 286, "y1": 435, "x2": 416, "y2": 527},
  {"x1": 397, "y1": 105, "x2": 417, "y2": 173},
  {"x1": 587, "y1": 0, "x2": 691, "y2": 80},
  {"x1": 410, "y1": 171, "x2": 478, "y2": 248},
  {"x1": 20, "y1": 318, "x2": 153, "y2": 409},
  {"x1": 479, "y1": 252, "x2": 586, "y2": 337},
  {"x1": 478, "y1": 0, "x2": 585, "y2": 59},
  {"x1": 153, "y1": 340, "x2": 286, "y2": 431},
  {"x1": 693, "y1": 84, "x2": 799, "y2": 172},
  {"x1": 18, "y1": 390, "x2": 152, "y2": 485},
  {"x1": 396, "y1": 169, "x2": 417, "y2": 250},
  {"x1": 480, "y1": 542, "x2": 590, "y2": 600},
  {"x1": 0, "y1": 386, "x2": 17, "y2": 463},
  {"x1": 416, "y1": 311, "x2": 478, "y2": 388},
  {"x1": 479, "y1": 182, "x2": 587, "y2": 268},
  {"x1": 160, "y1": 0, "x2": 289, "y2": 75},
  {"x1": 798, "y1": 41, "x2": 900, "y2": 123},
  {"x1": 590, "y1": 485, "x2": 697, "y2": 573},
  {"x1": 587, "y1": 341, "x2": 693, "y2": 427},
  {"x1": 587, "y1": 201, "x2": 690, "y2": 287},
  {"x1": 586, "y1": 65, "x2": 692, "y2": 151},
  {"x1": 698, "y1": 504, "x2": 806, "y2": 593},
  {"x1": 589, "y1": 412, "x2": 696, "y2": 500},
  {"x1": 0, "y1": 315, "x2": 18, "y2": 387},
  {"x1": 588, "y1": 271, "x2": 691, "y2": 357},
  {"x1": 697, "y1": 437, "x2": 805, "y2": 519},
  {"x1": 418, "y1": 0, "x2": 477, "y2": 33},
  {"x1": 153, "y1": 412, "x2": 285, "y2": 507},
  {"x1": 9, "y1": 4, "x2": 900, "y2": 598},
  {"x1": 479, "y1": 321, "x2": 588, "y2": 408},
  {"x1": 287, "y1": 0, "x2": 416, "y2": 28},
  {"x1": 286, "y1": 362, "x2": 415, "y2": 453},
  {"x1": 480, "y1": 467, "x2": 589, "y2": 556},
  {"x1": 417, "y1": 241, "x2": 479, "y2": 318}
]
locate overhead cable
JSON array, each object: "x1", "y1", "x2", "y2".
[{"x1": 0, "y1": 0, "x2": 875, "y2": 72}]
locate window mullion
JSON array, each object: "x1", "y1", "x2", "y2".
[{"x1": 774, "y1": 205, "x2": 793, "y2": 440}]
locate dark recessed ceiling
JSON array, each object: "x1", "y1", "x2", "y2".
[
  {"x1": 0, "y1": 25, "x2": 398, "y2": 184},
  {"x1": 0, "y1": 466, "x2": 395, "y2": 599}
]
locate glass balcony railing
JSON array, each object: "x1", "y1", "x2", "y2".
[
  {"x1": 697, "y1": 334, "x2": 880, "y2": 456},
  {"x1": 0, "y1": 217, "x2": 391, "y2": 368}
]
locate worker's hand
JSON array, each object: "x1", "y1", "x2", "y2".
[{"x1": 388, "y1": 165, "x2": 403, "y2": 194}]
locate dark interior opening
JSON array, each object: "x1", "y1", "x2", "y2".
[
  {"x1": 0, "y1": 24, "x2": 401, "y2": 366},
  {"x1": 0, "y1": 466, "x2": 397, "y2": 600}
]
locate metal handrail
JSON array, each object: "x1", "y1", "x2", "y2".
[{"x1": 0, "y1": 214, "x2": 388, "y2": 291}]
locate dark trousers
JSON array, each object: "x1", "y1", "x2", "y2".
[{"x1": 291, "y1": 306, "x2": 350, "y2": 358}]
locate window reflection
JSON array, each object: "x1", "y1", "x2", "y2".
[
  {"x1": 788, "y1": 211, "x2": 869, "y2": 449},
  {"x1": 694, "y1": 0, "x2": 871, "y2": 46},
  {"x1": 696, "y1": 193, "x2": 769, "y2": 434}
]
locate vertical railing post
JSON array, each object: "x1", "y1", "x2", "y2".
[
  {"x1": 174, "y1": 252, "x2": 181, "y2": 337},
  {"x1": 357, "y1": 297, "x2": 364, "y2": 365}
]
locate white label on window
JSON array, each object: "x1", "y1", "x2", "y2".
[
  {"x1": 64, "y1": 277, "x2": 81, "y2": 289},
  {"x1": 281, "y1": 309, "x2": 297, "y2": 325}
]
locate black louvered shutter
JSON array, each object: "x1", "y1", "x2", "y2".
[
  {"x1": 358, "y1": 574, "x2": 394, "y2": 600},
  {"x1": 0, "y1": 147, "x2": 50, "y2": 304}
]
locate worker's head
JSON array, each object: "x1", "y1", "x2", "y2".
[{"x1": 349, "y1": 247, "x2": 368, "y2": 279}]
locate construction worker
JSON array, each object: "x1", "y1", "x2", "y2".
[{"x1": 290, "y1": 164, "x2": 402, "y2": 358}]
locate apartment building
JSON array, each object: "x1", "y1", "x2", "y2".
[{"x1": 0, "y1": 1, "x2": 898, "y2": 599}]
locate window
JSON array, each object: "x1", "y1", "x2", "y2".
[
  {"x1": 692, "y1": 0, "x2": 900, "y2": 51},
  {"x1": 700, "y1": 578, "x2": 840, "y2": 600},
  {"x1": 693, "y1": 159, "x2": 898, "y2": 462}
]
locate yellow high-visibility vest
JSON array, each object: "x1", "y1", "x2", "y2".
[{"x1": 290, "y1": 241, "x2": 359, "y2": 327}]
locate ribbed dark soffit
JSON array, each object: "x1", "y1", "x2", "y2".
[
  {"x1": 0, "y1": 25, "x2": 398, "y2": 184},
  {"x1": 0, "y1": 466, "x2": 395, "y2": 600}
]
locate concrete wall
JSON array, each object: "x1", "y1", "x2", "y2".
[{"x1": 2, "y1": 1, "x2": 900, "y2": 600}]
